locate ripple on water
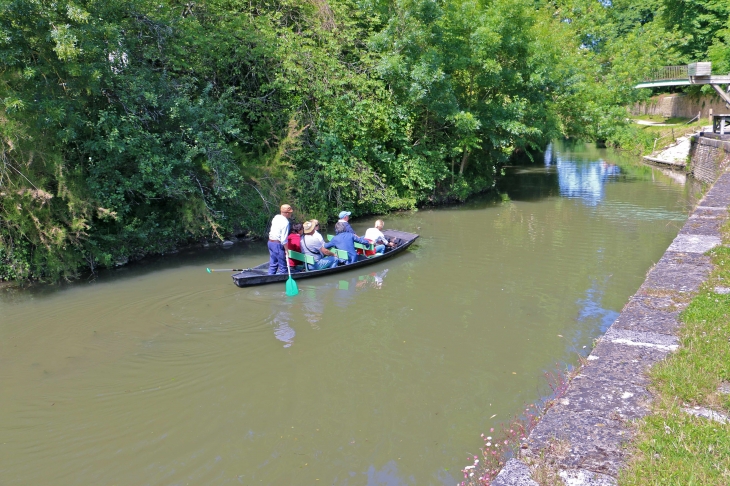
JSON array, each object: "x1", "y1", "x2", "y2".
[{"x1": 0, "y1": 142, "x2": 699, "y2": 486}]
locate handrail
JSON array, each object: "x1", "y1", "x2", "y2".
[{"x1": 644, "y1": 65, "x2": 688, "y2": 82}]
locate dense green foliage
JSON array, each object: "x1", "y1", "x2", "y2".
[{"x1": 1, "y1": 0, "x2": 728, "y2": 281}]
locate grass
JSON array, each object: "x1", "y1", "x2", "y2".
[
  {"x1": 632, "y1": 114, "x2": 694, "y2": 124},
  {"x1": 611, "y1": 118, "x2": 708, "y2": 157},
  {"x1": 620, "y1": 225, "x2": 730, "y2": 485},
  {"x1": 637, "y1": 118, "x2": 708, "y2": 155}
]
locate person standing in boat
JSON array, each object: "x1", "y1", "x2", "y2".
[
  {"x1": 301, "y1": 220, "x2": 338, "y2": 270},
  {"x1": 324, "y1": 222, "x2": 372, "y2": 264},
  {"x1": 268, "y1": 204, "x2": 293, "y2": 275},
  {"x1": 337, "y1": 211, "x2": 356, "y2": 235}
]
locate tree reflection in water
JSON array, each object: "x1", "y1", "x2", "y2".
[{"x1": 268, "y1": 269, "x2": 390, "y2": 347}]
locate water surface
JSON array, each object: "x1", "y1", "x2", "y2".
[{"x1": 0, "y1": 142, "x2": 697, "y2": 484}]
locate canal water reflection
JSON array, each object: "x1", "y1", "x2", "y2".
[
  {"x1": 268, "y1": 270, "x2": 390, "y2": 348},
  {"x1": 0, "y1": 142, "x2": 697, "y2": 485}
]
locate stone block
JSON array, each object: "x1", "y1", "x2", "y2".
[
  {"x1": 698, "y1": 195, "x2": 730, "y2": 208},
  {"x1": 559, "y1": 468, "x2": 617, "y2": 486},
  {"x1": 555, "y1": 372, "x2": 651, "y2": 419},
  {"x1": 657, "y1": 251, "x2": 711, "y2": 267},
  {"x1": 678, "y1": 217, "x2": 723, "y2": 236},
  {"x1": 666, "y1": 234, "x2": 721, "y2": 254},
  {"x1": 691, "y1": 207, "x2": 728, "y2": 219},
  {"x1": 682, "y1": 406, "x2": 729, "y2": 424},
  {"x1": 590, "y1": 338, "x2": 672, "y2": 364},
  {"x1": 612, "y1": 298, "x2": 680, "y2": 335},
  {"x1": 714, "y1": 172, "x2": 730, "y2": 186},
  {"x1": 491, "y1": 459, "x2": 538, "y2": 486},
  {"x1": 622, "y1": 294, "x2": 681, "y2": 311},
  {"x1": 639, "y1": 261, "x2": 710, "y2": 294},
  {"x1": 526, "y1": 408, "x2": 628, "y2": 477}
]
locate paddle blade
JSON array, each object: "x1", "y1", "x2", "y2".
[
  {"x1": 206, "y1": 268, "x2": 211, "y2": 273},
  {"x1": 285, "y1": 276, "x2": 299, "y2": 296}
]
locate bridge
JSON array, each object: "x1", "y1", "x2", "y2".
[{"x1": 635, "y1": 62, "x2": 730, "y2": 106}]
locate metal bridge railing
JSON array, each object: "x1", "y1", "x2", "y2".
[{"x1": 646, "y1": 65, "x2": 689, "y2": 81}]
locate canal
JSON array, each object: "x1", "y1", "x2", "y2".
[{"x1": 0, "y1": 142, "x2": 697, "y2": 485}]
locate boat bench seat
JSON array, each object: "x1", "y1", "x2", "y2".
[
  {"x1": 326, "y1": 234, "x2": 375, "y2": 255},
  {"x1": 330, "y1": 248, "x2": 350, "y2": 260},
  {"x1": 288, "y1": 250, "x2": 315, "y2": 271}
]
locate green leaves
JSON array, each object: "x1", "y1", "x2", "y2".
[{"x1": 2, "y1": 0, "x2": 685, "y2": 281}]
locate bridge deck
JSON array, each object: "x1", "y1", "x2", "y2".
[{"x1": 635, "y1": 75, "x2": 730, "y2": 89}]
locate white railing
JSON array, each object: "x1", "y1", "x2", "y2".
[{"x1": 645, "y1": 65, "x2": 688, "y2": 81}]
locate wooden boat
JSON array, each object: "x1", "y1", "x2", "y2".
[{"x1": 231, "y1": 230, "x2": 419, "y2": 288}]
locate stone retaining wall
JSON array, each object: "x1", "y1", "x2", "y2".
[
  {"x1": 631, "y1": 93, "x2": 729, "y2": 119},
  {"x1": 492, "y1": 173, "x2": 730, "y2": 486},
  {"x1": 689, "y1": 136, "x2": 730, "y2": 184}
]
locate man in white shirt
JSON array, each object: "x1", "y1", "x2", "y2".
[
  {"x1": 363, "y1": 220, "x2": 392, "y2": 254},
  {"x1": 268, "y1": 204, "x2": 293, "y2": 275}
]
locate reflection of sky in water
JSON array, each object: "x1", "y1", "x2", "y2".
[
  {"x1": 268, "y1": 269, "x2": 390, "y2": 348},
  {"x1": 365, "y1": 461, "x2": 415, "y2": 485},
  {"x1": 572, "y1": 276, "x2": 620, "y2": 352},
  {"x1": 271, "y1": 308, "x2": 295, "y2": 348},
  {"x1": 360, "y1": 460, "x2": 453, "y2": 486},
  {"x1": 544, "y1": 144, "x2": 621, "y2": 206}
]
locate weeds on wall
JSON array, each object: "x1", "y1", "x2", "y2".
[{"x1": 459, "y1": 364, "x2": 577, "y2": 485}]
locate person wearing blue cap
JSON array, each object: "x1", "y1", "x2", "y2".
[{"x1": 337, "y1": 210, "x2": 356, "y2": 235}]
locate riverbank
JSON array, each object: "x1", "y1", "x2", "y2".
[
  {"x1": 488, "y1": 171, "x2": 730, "y2": 485},
  {"x1": 619, "y1": 117, "x2": 708, "y2": 159},
  {"x1": 621, "y1": 217, "x2": 730, "y2": 484}
]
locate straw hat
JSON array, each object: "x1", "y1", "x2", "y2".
[{"x1": 303, "y1": 220, "x2": 318, "y2": 235}]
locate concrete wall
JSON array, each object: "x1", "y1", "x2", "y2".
[
  {"x1": 632, "y1": 93, "x2": 730, "y2": 119},
  {"x1": 690, "y1": 136, "x2": 730, "y2": 183}
]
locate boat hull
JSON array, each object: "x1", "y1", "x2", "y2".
[{"x1": 231, "y1": 230, "x2": 419, "y2": 288}]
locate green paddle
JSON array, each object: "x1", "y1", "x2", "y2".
[{"x1": 284, "y1": 251, "x2": 299, "y2": 296}]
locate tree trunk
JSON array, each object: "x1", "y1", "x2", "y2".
[{"x1": 459, "y1": 150, "x2": 469, "y2": 175}]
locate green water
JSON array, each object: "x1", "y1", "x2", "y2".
[{"x1": 0, "y1": 142, "x2": 697, "y2": 485}]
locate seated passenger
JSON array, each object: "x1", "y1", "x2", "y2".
[
  {"x1": 300, "y1": 220, "x2": 338, "y2": 270},
  {"x1": 337, "y1": 210, "x2": 356, "y2": 235},
  {"x1": 363, "y1": 219, "x2": 394, "y2": 254},
  {"x1": 287, "y1": 223, "x2": 303, "y2": 269},
  {"x1": 324, "y1": 222, "x2": 372, "y2": 264}
]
